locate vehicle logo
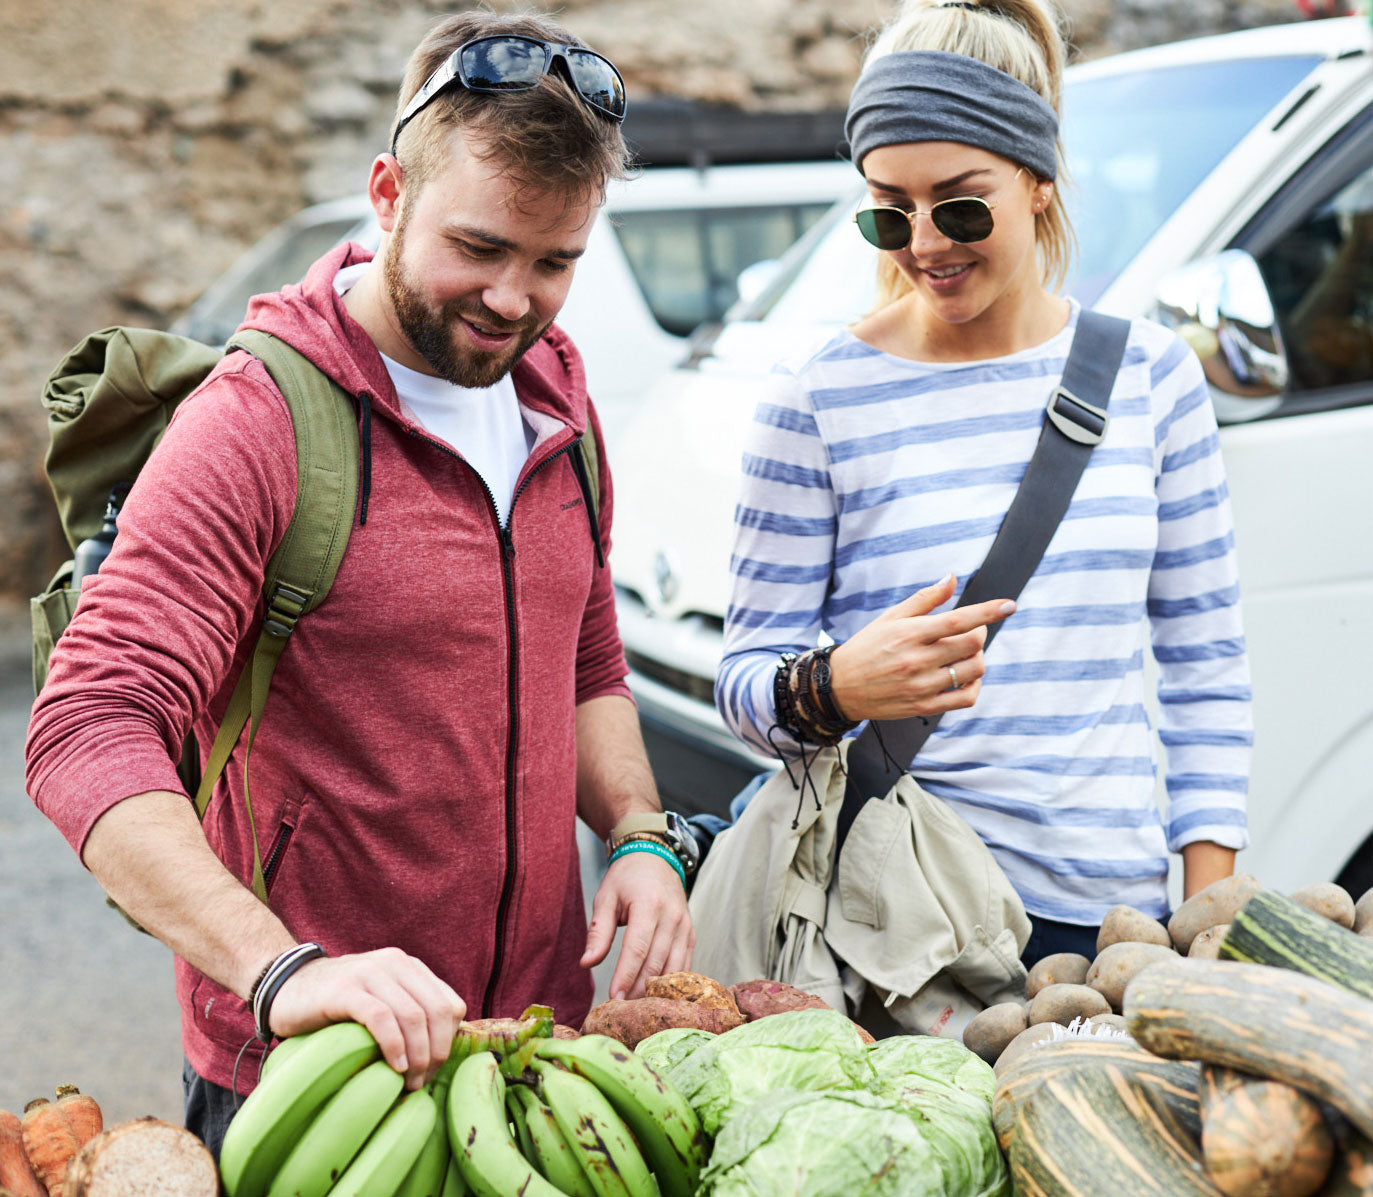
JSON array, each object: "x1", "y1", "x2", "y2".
[{"x1": 653, "y1": 550, "x2": 680, "y2": 607}]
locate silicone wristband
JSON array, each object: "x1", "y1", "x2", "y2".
[{"x1": 607, "y1": 838, "x2": 687, "y2": 888}]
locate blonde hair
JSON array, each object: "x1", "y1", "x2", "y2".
[{"x1": 861, "y1": 0, "x2": 1075, "y2": 306}]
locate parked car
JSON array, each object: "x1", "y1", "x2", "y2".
[
  {"x1": 171, "y1": 158, "x2": 855, "y2": 446},
  {"x1": 610, "y1": 16, "x2": 1373, "y2": 898}
]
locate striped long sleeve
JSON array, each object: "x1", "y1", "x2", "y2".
[{"x1": 715, "y1": 304, "x2": 1252, "y2": 923}]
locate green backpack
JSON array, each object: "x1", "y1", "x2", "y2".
[{"x1": 31, "y1": 325, "x2": 602, "y2": 913}]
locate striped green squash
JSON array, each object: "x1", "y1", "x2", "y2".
[
  {"x1": 1008, "y1": 1059, "x2": 1221, "y2": 1195},
  {"x1": 1220, "y1": 890, "x2": 1373, "y2": 1000},
  {"x1": 1125, "y1": 958, "x2": 1373, "y2": 1140}
]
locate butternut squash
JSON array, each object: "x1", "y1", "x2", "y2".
[
  {"x1": 1124, "y1": 957, "x2": 1373, "y2": 1139},
  {"x1": 1198, "y1": 1064, "x2": 1333, "y2": 1197}
]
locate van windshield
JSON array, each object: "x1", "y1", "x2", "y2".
[{"x1": 743, "y1": 53, "x2": 1324, "y2": 324}]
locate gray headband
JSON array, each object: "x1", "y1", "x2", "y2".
[{"x1": 845, "y1": 50, "x2": 1059, "y2": 180}]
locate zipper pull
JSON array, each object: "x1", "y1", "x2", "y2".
[{"x1": 501, "y1": 526, "x2": 516, "y2": 561}]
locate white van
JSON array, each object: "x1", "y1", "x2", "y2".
[
  {"x1": 171, "y1": 159, "x2": 855, "y2": 448},
  {"x1": 610, "y1": 17, "x2": 1373, "y2": 898}
]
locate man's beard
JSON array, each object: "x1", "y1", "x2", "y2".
[{"x1": 383, "y1": 212, "x2": 547, "y2": 389}]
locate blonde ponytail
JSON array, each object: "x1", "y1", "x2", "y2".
[{"x1": 864, "y1": 0, "x2": 1075, "y2": 306}]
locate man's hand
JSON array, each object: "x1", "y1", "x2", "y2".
[
  {"x1": 581, "y1": 850, "x2": 694, "y2": 1000},
  {"x1": 265, "y1": 948, "x2": 466, "y2": 1091}
]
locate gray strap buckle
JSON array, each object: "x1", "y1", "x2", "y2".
[{"x1": 1046, "y1": 386, "x2": 1110, "y2": 445}]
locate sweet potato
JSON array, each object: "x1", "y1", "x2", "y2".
[
  {"x1": 646, "y1": 972, "x2": 741, "y2": 1015},
  {"x1": 1167, "y1": 873, "x2": 1262, "y2": 953},
  {"x1": 552, "y1": 1024, "x2": 581, "y2": 1039},
  {"x1": 1086, "y1": 941, "x2": 1177, "y2": 1012},
  {"x1": 962, "y1": 1002, "x2": 1028, "y2": 1065},
  {"x1": 1290, "y1": 882, "x2": 1356, "y2": 929},
  {"x1": 1027, "y1": 983, "x2": 1111, "y2": 1027},
  {"x1": 1024, "y1": 952, "x2": 1090, "y2": 999},
  {"x1": 729, "y1": 979, "x2": 831, "y2": 1021},
  {"x1": 1096, "y1": 905, "x2": 1172, "y2": 953},
  {"x1": 581, "y1": 997, "x2": 745, "y2": 1047}
]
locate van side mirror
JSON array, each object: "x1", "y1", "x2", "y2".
[{"x1": 1152, "y1": 249, "x2": 1289, "y2": 422}]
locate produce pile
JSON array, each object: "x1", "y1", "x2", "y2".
[{"x1": 983, "y1": 879, "x2": 1373, "y2": 1196}]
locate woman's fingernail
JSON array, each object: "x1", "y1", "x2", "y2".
[{"x1": 1000, "y1": 601, "x2": 1017, "y2": 615}]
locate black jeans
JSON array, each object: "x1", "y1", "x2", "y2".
[
  {"x1": 182, "y1": 1056, "x2": 245, "y2": 1163},
  {"x1": 1020, "y1": 914, "x2": 1101, "y2": 969}
]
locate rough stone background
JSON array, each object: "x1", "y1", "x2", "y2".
[{"x1": 0, "y1": 0, "x2": 1306, "y2": 598}]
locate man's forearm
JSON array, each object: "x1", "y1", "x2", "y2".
[
  {"x1": 81, "y1": 790, "x2": 296, "y2": 998},
  {"x1": 575, "y1": 694, "x2": 662, "y2": 841}
]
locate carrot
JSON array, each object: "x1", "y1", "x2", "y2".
[
  {"x1": 50, "y1": 1090, "x2": 100, "y2": 1152},
  {"x1": 19, "y1": 1099, "x2": 80, "y2": 1197},
  {"x1": 0, "y1": 1109, "x2": 47, "y2": 1197}
]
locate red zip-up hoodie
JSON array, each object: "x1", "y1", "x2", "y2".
[{"x1": 25, "y1": 244, "x2": 631, "y2": 1091}]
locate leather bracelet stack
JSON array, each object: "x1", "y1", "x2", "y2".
[
  {"x1": 249, "y1": 942, "x2": 327, "y2": 1042},
  {"x1": 772, "y1": 645, "x2": 857, "y2": 746}
]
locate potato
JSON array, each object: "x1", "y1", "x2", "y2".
[
  {"x1": 1096, "y1": 905, "x2": 1171, "y2": 953},
  {"x1": 553, "y1": 1024, "x2": 581, "y2": 1039},
  {"x1": 1086, "y1": 942, "x2": 1177, "y2": 1012},
  {"x1": 1086, "y1": 1013, "x2": 1129, "y2": 1033},
  {"x1": 1166, "y1": 873, "x2": 1262, "y2": 953},
  {"x1": 1290, "y1": 882, "x2": 1356, "y2": 929},
  {"x1": 962, "y1": 1002, "x2": 1028, "y2": 1065},
  {"x1": 1187, "y1": 923, "x2": 1229, "y2": 959},
  {"x1": 647, "y1": 971, "x2": 742, "y2": 1014},
  {"x1": 993, "y1": 1023, "x2": 1061, "y2": 1078},
  {"x1": 581, "y1": 997, "x2": 745, "y2": 1047},
  {"x1": 1359, "y1": 888, "x2": 1373, "y2": 936},
  {"x1": 1027, "y1": 982, "x2": 1111, "y2": 1027},
  {"x1": 1025, "y1": 952, "x2": 1091, "y2": 999},
  {"x1": 730, "y1": 979, "x2": 830, "y2": 1021}
]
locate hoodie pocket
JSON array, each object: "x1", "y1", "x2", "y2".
[{"x1": 262, "y1": 791, "x2": 309, "y2": 895}]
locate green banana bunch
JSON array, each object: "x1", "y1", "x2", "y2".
[
  {"x1": 395, "y1": 1072, "x2": 455, "y2": 1197},
  {"x1": 533, "y1": 1035, "x2": 708, "y2": 1197},
  {"x1": 441, "y1": 1156, "x2": 470, "y2": 1196},
  {"x1": 507, "y1": 1084, "x2": 596, "y2": 1197},
  {"x1": 447, "y1": 1051, "x2": 567, "y2": 1197},
  {"x1": 266, "y1": 1058, "x2": 405, "y2": 1197},
  {"x1": 533, "y1": 1059, "x2": 654, "y2": 1197},
  {"x1": 330, "y1": 1086, "x2": 437, "y2": 1196},
  {"x1": 220, "y1": 1021, "x2": 381, "y2": 1197}
]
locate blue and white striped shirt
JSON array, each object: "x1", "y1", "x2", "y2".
[{"x1": 715, "y1": 302, "x2": 1252, "y2": 924}]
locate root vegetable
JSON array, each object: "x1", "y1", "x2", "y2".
[
  {"x1": 1025, "y1": 952, "x2": 1091, "y2": 999},
  {"x1": 1087, "y1": 941, "x2": 1178, "y2": 1012},
  {"x1": 1097, "y1": 905, "x2": 1172, "y2": 952},
  {"x1": 49, "y1": 1093, "x2": 99, "y2": 1154},
  {"x1": 646, "y1": 972, "x2": 741, "y2": 1015},
  {"x1": 0, "y1": 1110, "x2": 45, "y2": 1197},
  {"x1": 21, "y1": 1100, "x2": 80, "y2": 1197},
  {"x1": 1168, "y1": 874, "x2": 1262, "y2": 953},
  {"x1": 993, "y1": 1024, "x2": 1061, "y2": 1079},
  {"x1": 581, "y1": 996, "x2": 745, "y2": 1047},
  {"x1": 1190, "y1": 925, "x2": 1230, "y2": 959},
  {"x1": 729, "y1": 980, "x2": 830, "y2": 1021},
  {"x1": 59, "y1": 1118, "x2": 215, "y2": 1197},
  {"x1": 1291, "y1": 883, "x2": 1357, "y2": 929},
  {"x1": 1028, "y1": 983, "x2": 1111, "y2": 1027},
  {"x1": 1356, "y1": 889, "x2": 1373, "y2": 936},
  {"x1": 963, "y1": 1002, "x2": 1028, "y2": 1065}
]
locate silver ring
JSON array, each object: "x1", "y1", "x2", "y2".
[{"x1": 947, "y1": 665, "x2": 961, "y2": 691}]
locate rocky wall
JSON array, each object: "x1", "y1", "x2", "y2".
[{"x1": 0, "y1": 0, "x2": 1303, "y2": 596}]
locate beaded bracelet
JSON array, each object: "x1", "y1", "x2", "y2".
[
  {"x1": 251, "y1": 942, "x2": 327, "y2": 1042},
  {"x1": 607, "y1": 838, "x2": 686, "y2": 888},
  {"x1": 791, "y1": 650, "x2": 855, "y2": 746}
]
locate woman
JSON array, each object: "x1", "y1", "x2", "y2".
[{"x1": 714, "y1": 0, "x2": 1252, "y2": 965}]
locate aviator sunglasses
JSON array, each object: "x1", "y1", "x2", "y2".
[
  {"x1": 391, "y1": 35, "x2": 627, "y2": 154},
  {"x1": 854, "y1": 168, "x2": 1026, "y2": 249}
]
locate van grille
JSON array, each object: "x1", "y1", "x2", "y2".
[{"x1": 625, "y1": 651, "x2": 717, "y2": 706}]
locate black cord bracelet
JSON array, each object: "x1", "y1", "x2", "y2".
[{"x1": 251, "y1": 942, "x2": 327, "y2": 1042}]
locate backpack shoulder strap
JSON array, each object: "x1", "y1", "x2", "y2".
[
  {"x1": 193, "y1": 329, "x2": 360, "y2": 903},
  {"x1": 571, "y1": 423, "x2": 605, "y2": 568}
]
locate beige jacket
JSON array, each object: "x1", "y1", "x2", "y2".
[{"x1": 689, "y1": 740, "x2": 1031, "y2": 1038}]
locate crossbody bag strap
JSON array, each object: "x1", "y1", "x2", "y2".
[
  {"x1": 837, "y1": 310, "x2": 1132, "y2": 853},
  {"x1": 193, "y1": 330, "x2": 360, "y2": 903}
]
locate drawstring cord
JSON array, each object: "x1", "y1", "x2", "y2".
[{"x1": 231, "y1": 1034, "x2": 268, "y2": 1109}]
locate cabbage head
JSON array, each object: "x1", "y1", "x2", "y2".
[{"x1": 635, "y1": 1027, "x2": 716, "y2": 1077}]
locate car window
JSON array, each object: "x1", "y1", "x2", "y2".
[
  {"x1": 613, "y1": 203, "x2": 835, "y2": 335},
  {"x1": 1258, "y1": 158, "x2": 1373, "y2": 393},
  {"x1": 739, "y1": 54, "x2": 1324, "y2": 326},
  {"x1": 1064, "y1": 55, "x2": 1322, "y2": 305}
]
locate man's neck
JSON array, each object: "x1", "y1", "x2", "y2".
[{"x1": 341, "y1": 260, "x2": 434, "y2": 376}]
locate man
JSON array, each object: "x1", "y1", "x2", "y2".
[{"x1": 24, "y1": 10, "x2": 693, "y2": 1155}]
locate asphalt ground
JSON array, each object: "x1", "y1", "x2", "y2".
[{"x1": 0, "y1": 601, "x2": 616, "y2": 1129}]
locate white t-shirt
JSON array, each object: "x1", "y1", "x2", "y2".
[{"x1": 333, "y1": 262, "x2": 533, "y2": 525}]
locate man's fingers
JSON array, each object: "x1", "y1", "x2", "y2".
[
  {"x1": 580, "y1": 889, "x2": 619, "y2": 969},
  {"x1": 882, "y1": 573, "x2": 958, "y2": 620},
  {"x1": 607, "y1": 909, "x2": 655, "y2": 1001}
]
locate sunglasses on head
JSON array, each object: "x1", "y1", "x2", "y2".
[
  {"x1": 391, "y1": 34, "x2": 627, "y2": 155},
  {"x1": 853, "y1": 168, "x2": 1027, "y2": 249}
]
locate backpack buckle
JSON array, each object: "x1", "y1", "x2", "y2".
[
  {"x1": 1046, "y1": 386, "x2": 1109, "y2": 445},
  {"x1": 264, "y1": 584, "x2": 310, "y2": 638}
]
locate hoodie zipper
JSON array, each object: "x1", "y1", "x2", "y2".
[{"x1": 407, "y1": 426, "x2": 577, "y2": 1018}]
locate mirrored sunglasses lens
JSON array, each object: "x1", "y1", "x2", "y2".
[
  {"x1": 462, "y1": 37, "x2": 544, "y2": 90},
  {"x1": 566, "y1": 51, "x2": 626, "y2": 117},
  {"x1": 856, "y1": 208, "x2": 911, "y2": 251},
  {"x1": 932, "y1": 199, "x2": 994, "y2": 243}
]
